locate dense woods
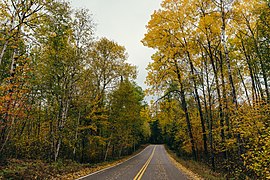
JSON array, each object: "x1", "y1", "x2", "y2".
[
  {"x1": 143, "y1": 0, "x2": 269, "y2": 179},
  {"x1": 0, "y1": 0, "x2": 150, "y2": 165},
  {"x1": 1, "y1": 0, "x2": 269, "y2": 179}
]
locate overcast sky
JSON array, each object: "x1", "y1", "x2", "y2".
[{"x1": 70, "y1": 0, "x2": 162, "y2": 92}]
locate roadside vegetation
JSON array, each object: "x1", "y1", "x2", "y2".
[
  {"x1": 0, "y1": 0, "x2": 150, "y2": 178},
  {"x1": 166, "y1": 146, "x2": 226, "y2": 180},
  {"x1": 0, "y1": 145, "x2": 147, "y2": 179},
  {"x1": 1, "y1": 0, "x2": 269, "y2": 179},
  {"x1": 143, "y1": 0, "x2": 270, "y2": 179}
]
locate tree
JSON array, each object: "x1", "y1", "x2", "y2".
[
  {"x1": 107, "y1": 79, "x2": 147, "y2": 160},
  {"x1": 0, "y1": 0, "x2": 46, "y2": 156},
  {"x1": 143, "y1": 0, "x2": 270, "y2": 178}
]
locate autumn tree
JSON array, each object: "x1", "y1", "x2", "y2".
[
  {"x1": 143, "y1": 0, "x2": 270, "y2": 178},
  {"x1": 105, "y1": 79, "x2": 148, "y2": 160},
  {"x1": 0, "y1": 0, "x2": 46, "y2": 156}
]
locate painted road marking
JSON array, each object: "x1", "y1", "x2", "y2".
[
  {"x1": 77, "y1": 145, "x2": 151, "y2": 180},
  {"x1": 133, "y1": 145, "x2": 156, "y2": 180}
]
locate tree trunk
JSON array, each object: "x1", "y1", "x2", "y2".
[
  {"x1": 185, "y1": 48, "x2": 208, "y2": 157},
  {"x1": 73, "y1": 111, "x2": 81, "y2": 159},
  {"x1": 220, "y1": 0, "x2": 242, "y2": 157},
  {"x1": 246, "y1": 20, "x2": 270, "y2": 102},
  {"x1": 55, "y1": 137, "x2": 62, "y2": 161},
  {"x1": 173, "y1": 58, "x2": 197, "y2": 161},
  {"x1": 119, "y1": 145, "x2": 123, "y2": 158},
  {"x1": 104, "y1": 134, "x2": 112, "y2": 161},
  {"x1": 219, "y1": 51, "x2": 231, "y2": 139},
  {"x1": 238, "y1": 69, "x2": 251, "y2": 106},
  {"x1": 55, "y1": 96, "x2": 70, "y2": 161},
  {"x1": 0, "y1": 41, "x2": 8, "y2": 66},
  {"x1": 204, "y1": 56, "x2": 215, "y2": 171},
  {"x1": 239, "y1": 35, "x2": 259, "y2": 102}
]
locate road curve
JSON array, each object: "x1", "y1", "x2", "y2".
[{"x1": 78, "y1": 145, "x2": 188, "y2": 180}]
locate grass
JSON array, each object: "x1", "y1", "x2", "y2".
[
  {"x1": 165, "y1": 146, "x2": 227, "y2": 180},
  {"x1": 0, "y1": 158, "x2": 85, "y2": 179}
]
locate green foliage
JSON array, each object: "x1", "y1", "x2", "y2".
[
  {"x1": 0, "y1": 0, "x2": 149, "y2": 169},
  {"x1": 149, "y1": 119, "x2": 163, "y2": 144},
  {"x1": 110, "y1": 79, "x2": 149, "y2": 145}
]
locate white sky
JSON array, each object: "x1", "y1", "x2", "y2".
[{"x1": 70, "y1": 0, "x2": 162, "y2": 92}]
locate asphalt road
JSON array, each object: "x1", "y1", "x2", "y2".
[{"x1": 79, "y1": 145, "x2": 188, "y2": 180}]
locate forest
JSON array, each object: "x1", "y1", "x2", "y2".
[
  {"x1": 0, "y1": 0, "x2": 269, "y2": 179},
  {"x1": 143, "y1": 0, "x2": 269, "y2": 179},
  {"x1": 0, "y1": 0, "x2": 150, "y2": 167}
]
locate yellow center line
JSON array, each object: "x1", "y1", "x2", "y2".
[{"x1": 133, "y1": 145, "x2": 156, "y2": 180}]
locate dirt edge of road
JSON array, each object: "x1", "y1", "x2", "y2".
[{"x1": 166, "y1": 148, "x2": 203, "y2": 180}]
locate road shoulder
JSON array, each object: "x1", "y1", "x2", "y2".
[{"x1": 165, "y1": 147, "x2": 203, "y2": 180}]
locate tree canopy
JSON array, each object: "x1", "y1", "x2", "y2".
[
  {"x1": 0, "y1": 0, "x2": 150, "y2": 164},
  {"x1": 143, "y1": 0, "x2": 270, "y2": 178}
]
